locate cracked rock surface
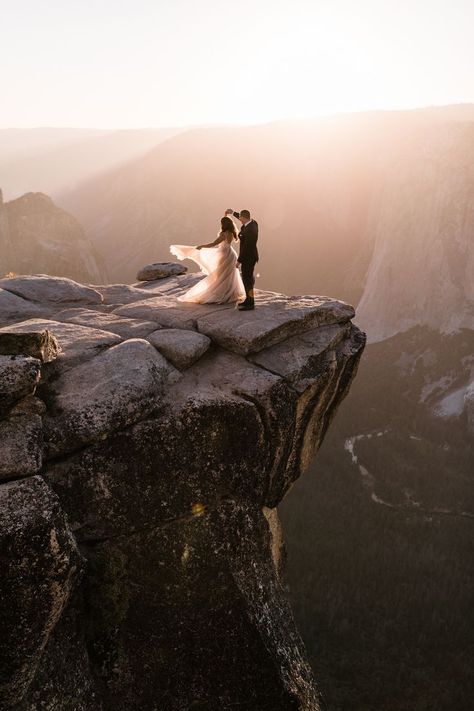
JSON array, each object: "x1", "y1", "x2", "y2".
[{"x1": 0, "y1": 271, "x2": 365, "y2": 710}]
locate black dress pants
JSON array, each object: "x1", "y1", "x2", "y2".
[{"x1": 240, "y1": 260, "x2": 257, "y2": 304}]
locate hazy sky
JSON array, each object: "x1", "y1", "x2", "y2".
[{"x1": 1, "y1": 0, "x2": 473, "y2": 128}]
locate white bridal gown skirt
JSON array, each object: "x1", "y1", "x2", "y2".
[{"x1": 170, "y1": 241, "x2": 246, "y2": 304}]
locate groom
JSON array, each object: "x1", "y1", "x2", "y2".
[{"x1": 225, "y1": 208, "x2": 258, "y2": 310}]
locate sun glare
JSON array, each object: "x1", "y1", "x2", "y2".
[{"x1": 1, "y1": 0, "x2": 473, "y2": 127}]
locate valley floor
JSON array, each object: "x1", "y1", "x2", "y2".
[{"x1": 281, "y1": 327, "x2": 474, "y2": 711}]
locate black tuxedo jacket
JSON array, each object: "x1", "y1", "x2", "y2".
[{"x1": 232, "y1": 213, "x2": 259, "y2": 264}]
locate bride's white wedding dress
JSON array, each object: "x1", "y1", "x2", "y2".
[{"x1": 170, "y1": 233, "x2": 246, "y2": 304}]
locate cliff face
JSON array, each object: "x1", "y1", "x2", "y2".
[
  {"x1": 356, "y1": 122, "x2": 474, "y2": 342},
  {"x1": 0, "y1": 271, "x2": 365, "y2": 710},
  {"x1": 0, "y1": 191, "x2": 105, "y2": 284}
]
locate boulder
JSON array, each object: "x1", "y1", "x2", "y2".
[
  {"x1": 136, "y1": 262, "x2": 187, "y2": 281},
  {"x1": 53, "y1": 307, "x2": 160, "y2": 339},
  {"x1": 0, "y1": 274, "x2": 103, "y2": 304},
  {"x1": 43, "y1": 339, "x2": 178, "y2": 458},
  {"x1": 0, "y1": 287, "x2": 44, "y2": 322},
  {"x1": 147, "y1": 328, "x2": 211, "y2": 369},
  {"x1": 0, "y1": 320, "x2": 121, "y2": 371},
  {"x1": 0, "y1": 414, "x2": 43, "y2": 480},
  {"x1": 0, "y1": 355, "x2": 42, "y2": 416},
  {"x1": 0, "y1": 476, "x2": 82, "y2": 708},
  {"x1": 0, "y1": 330, "x2": 60, "y2": 363}
]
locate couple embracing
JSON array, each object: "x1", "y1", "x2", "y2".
[{"x1": 170, "y1": 209, "x2": 258, "y2": 311}]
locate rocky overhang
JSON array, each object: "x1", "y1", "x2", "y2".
[{"x1": 0, "y1": 271, "x2": 365, "y2": 711}]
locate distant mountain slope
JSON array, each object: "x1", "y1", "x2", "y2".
[
  {"x1": 0, "y1": 127, "x2": 107, "y2": 161},
  {"x1": 0, "y1": 127, "x2": 184, "y2": 200},
  {"x1": 58, "y1": 107, "x2": 474, "y2": 316},
  {"x1": 60, "y1": 113, "x2": 417, "y2": 302},
  {"x1": 356, "y1": 121, "x2": 474, "y2": 341},
  {"x1": 0, "y1": 190, "x2": 105, "y2": 283},
  {"x1": 411, "y1": 102, "x2": 474, "y2": 122}
]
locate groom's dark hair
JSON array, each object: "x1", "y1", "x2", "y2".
[{"x1": 240, "y1": 209, "x2": 251, "y2": 219}]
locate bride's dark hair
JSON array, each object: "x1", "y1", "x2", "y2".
[{"x1": 220, "y1": 216, "x2": 238, "y2": 241}]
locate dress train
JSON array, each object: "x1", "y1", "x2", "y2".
[{"x1": 170, "y1": 240, "x2": 245, "y2": 304}]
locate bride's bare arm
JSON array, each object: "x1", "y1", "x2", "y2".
[{"x1": 196, "y1": 231, "x2": 226, "y2": 250}]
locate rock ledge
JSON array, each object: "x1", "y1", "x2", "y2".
[{"x1": 0, "y1": 271, "x2": 365, "y2": 711}]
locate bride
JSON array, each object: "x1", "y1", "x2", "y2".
[{"x1": 170, "y1": 216, "x2": 246, "y2": 304}]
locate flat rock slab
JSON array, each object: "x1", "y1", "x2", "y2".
[
  {"x1": 92, "y1": 283, "x2": 164, "y2": 306},
  {"x1": 0, "y1": 288, "x2": 45, "y2": 323},
  {"x1": 53, "y1": 307, "x2": 160, "y2": 339},
  {"x1": 0, "y1": 319, "x2": 121, "y2": 370},
  {"x1": 0, "y1": 414, "x2": 43, "y2": 479},
  {"x1": 113, "y1": 291, "x2": 355, "y2": 355},
  {"x1": 0, "y1": 329, "x2": 60, "y2": 362},
  {"x1": 0, "y1": 274, "x2": 103, "y2": 304},
  {"x1": 43, "y1": 339, "x2": 177, "y2": 458},
  {"x1": 195, "y1": 293, "x2": 356, "y2": 355},
  {"x1": 0, "y1": 355, "x2": 42, "y2": 416},
  {"x1": 249, "y1": 323, "x2": 349, "y2": 390},
  {"x1": 147, "y1": 328, "x2": 211, "y2": 370},
  {"x1": 136, "y1": 262, "x2": 187, "y2": 281},
  {"x1": 114, "y1": 295, "x2": 232, "y2": 330}
]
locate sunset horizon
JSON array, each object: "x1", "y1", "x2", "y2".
[
  {"x1": 2, "y1": 100, "x2": 474, "y2": 131},
  {"x1": 1, "y1": 2, "x2": 473, "y2": 710},
  {"x1": 2, "y1": 0, "x2": 473, "y2": 128}
]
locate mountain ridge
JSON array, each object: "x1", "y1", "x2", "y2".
[{"x1": 0, "y1": 190, "x2": 105, "y2": 283}]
